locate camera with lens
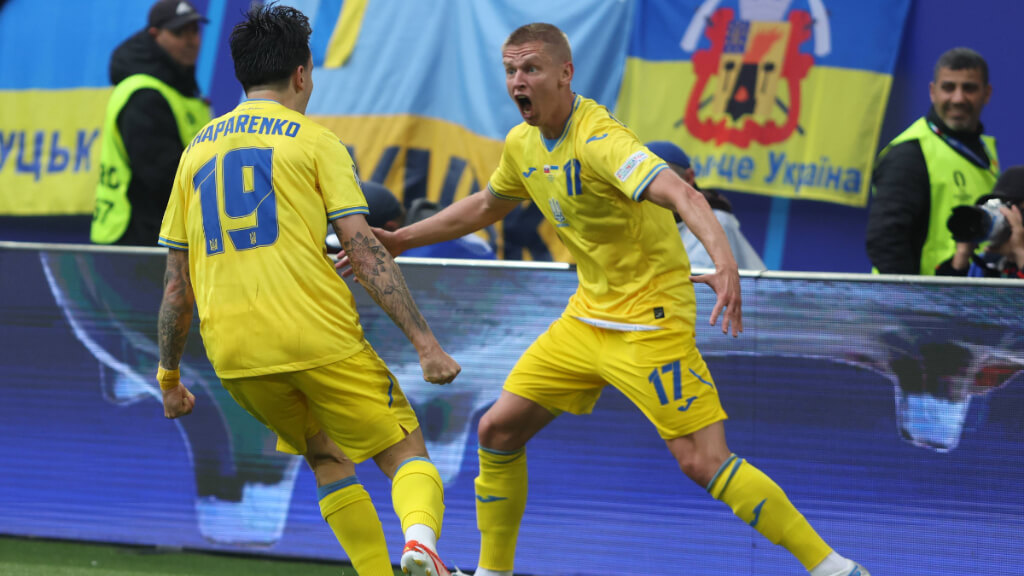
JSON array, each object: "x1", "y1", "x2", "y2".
[{"x1": 947, "y1": 198, "x2": 1011, "y2": 244}]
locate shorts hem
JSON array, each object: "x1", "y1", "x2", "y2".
[
  {"x1": 658, "y1": 412, "x2": 729, "y2": 440},
  {"x1": 343, "y1": 424, "x2": 422, "y2": 465}
]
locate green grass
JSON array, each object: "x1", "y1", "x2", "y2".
[{"x1": 0, "y1": 536, "x2": 407, "y2": 575}]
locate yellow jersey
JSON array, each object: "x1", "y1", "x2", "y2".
[
  {"x1": 159, "y1": 99, "x2": 368, "y2": 378},
  {"x1": 488, "y1": 95, "x2": 695, "y2": 328}
]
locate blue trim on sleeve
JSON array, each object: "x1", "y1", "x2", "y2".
[
  {"x1": 327, "y1": 206, "x2": 370, "y2": 221},
  {"x1": 630, "y1": 163, "x2": 668, "y2": 201},
  {"x1": 317, "y1": 475, "x2": 360, "y2": 500},
  {"x1": 487, "y1": 183, "x2": 525, "y2": 202},
  {"x1": 158, "y1": 237, "x2": 189, "y2": 250}
]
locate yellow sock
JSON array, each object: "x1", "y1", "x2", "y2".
[
  {"x1": 707, "y1": 454, "x2": 832, "y2": 570},
  {"x1": 475, "y1": 446, "x2": 527, "y2": 572},
  {"x1": 318, "y1": 477, "x2": 393, "y2": 576},
  {"x1": 391, "y1": 457, "x2": 445, "y2": 537}
]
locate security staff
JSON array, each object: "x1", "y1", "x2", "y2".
[{"x1": 92, "y1": 0, "x2": 210, "y2": 245}]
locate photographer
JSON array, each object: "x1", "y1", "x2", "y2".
[{"x1": 937, "y1": 166, "x2": 1024, "y2": 278}]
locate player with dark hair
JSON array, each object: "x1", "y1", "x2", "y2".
[
  {"x1": 348, "y1": 22, "x2": 868, "y2": 576},
  {"x1": 156, "y1": 4, "x2": 459, "y2": 575}
]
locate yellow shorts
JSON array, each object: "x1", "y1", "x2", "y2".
[
  {"x1": 505, "y1": 316, "x2": 727, "y2": 439},
  {"x1": 221, "y1": 344, "x2": 419, "y2": 464}
]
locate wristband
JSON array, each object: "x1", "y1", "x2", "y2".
[{"x1": 156, "y1": 366, "x2": 181, "y2": 392}]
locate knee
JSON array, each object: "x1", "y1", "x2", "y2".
[
  {"x1": 304, "y1": 444, "x2": 353, "y2": 483},
  {"x1": 304, "y1": 449, "x2": 345, "y2": 471},
  {"x1": 675, "y1": 450, "x2": 726, "y2": 488},
  {"x1": 477, "y1": 411, "x2": 525, "y2": 452}
]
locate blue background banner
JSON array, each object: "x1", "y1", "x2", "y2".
[
  {"x1": 2, "y1": 0, "x2": 1023, "y2": 271},
  {"x1": 1, "y1": 244, "x2": 1021, "y2": 574},
  {"x1": 297, "y1": 0, "x2": 632, "y2": 141}
]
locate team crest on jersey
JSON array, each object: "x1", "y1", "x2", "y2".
[
  {"x1": 543, "y1": 164, "x2": 561, "y2": 182},
  {"x1": 680, "y1": 0, "x2": 831, "y2": 148},
  {"x1": 549, "y1": 198, "x2": 568, "y2": 227}
]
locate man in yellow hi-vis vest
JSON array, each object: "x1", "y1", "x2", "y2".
[
  {"x1": 91, "y1": 0, "x2": 211, "y2": 245},
  {"x1": 866, "y1": 47, "x2": 999, "y2": 275}
]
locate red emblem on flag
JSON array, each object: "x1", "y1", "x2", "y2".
[{"x1": 684, "y1": 7, "x2": 814, "y2": 148}]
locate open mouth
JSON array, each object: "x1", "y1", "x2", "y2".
[{"x1": 515, "y1": 94, "x2": 533, "y2": 117}]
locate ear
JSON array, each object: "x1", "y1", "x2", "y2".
[
  {"x1": 928, "y1": 81, "x2": 936, "y2": 105},
  {"x1": 148, "y1": 26, "x2": 161, "y2": 40},
  {"x1": 982, "y1": 83, "x2": 992, "y2": 107},
  {"x1": 293, "y1": 64, "x2": 306, "y2": 93},
  {"x1": 561, "y1": 61, "x2": 574, "y2": 87}
]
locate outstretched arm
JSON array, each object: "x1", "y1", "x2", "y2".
[
  {"x1": 643, "y1": 169, "x2": 743, "y2": 336},
  {"x1": 332, "y1": 214, "x2": 460, "y2": 384},
  {"x1": 157, "y1": 248, "x2": 196, "y2": 418},
  {"x1": 386, "y1": 190, "x2": 519, "y2": 255}
]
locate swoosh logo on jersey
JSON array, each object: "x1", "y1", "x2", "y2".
[
  {"x1": 586, "y1": 133, "x2": 608, "y2": 144},
  {"x1": 677, "y1": 396, "x2": 698, "y2": 411},
  {"x1": 749, "y1": 499, "x2": 767, "y2": 527},
  {"x1": 476, "y1": 494, "x2": 509, "y2": 503},
  {"x1": 522, "y1": 167, "x2": 536, "y2": 178}
]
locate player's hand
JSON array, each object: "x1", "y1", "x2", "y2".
[
  {"x1": 333, "y1": 250, "x2": 355, "y2": 278},
  {"x1": 691, "y1": 266, "x2": 743, "y2": 337},
  {"x1": 418, "y1": 345, "x2": 461, "y2": 385},
  {"x1": 333, "y1": 227, "x2": 404, "y2": 278},
  {"x1": 162, "y1": 382, "x2": 196, "y2": 419}
]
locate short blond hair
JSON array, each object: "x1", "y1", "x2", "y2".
[{"x1": 503, "y1": 23, "x2": 572, "y2": 64}]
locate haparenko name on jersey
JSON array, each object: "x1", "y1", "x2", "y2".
[{"x1": 187, "y1": 115, "x2": 301, "y2": 151}]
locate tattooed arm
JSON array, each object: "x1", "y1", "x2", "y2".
[
  {"x1": 157, "y1": 248, "x2": 196, "y2": 418},
  {"x1": 333, "y1": 214, "x2": 460, "y2": 385}
]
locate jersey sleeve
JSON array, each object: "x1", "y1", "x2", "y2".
[
  {"x1": 315, "y1": 131, "x2": 369, "y2": 221},
  {"x1": 581, "y1": 119, "x2": 667, "y2": 202},
  {"x1": 486, "y1": 132, "x2": 529, "y2": 201},
  {"x1": 158, "y1": 152, "x2": 190, "y2": 251}
]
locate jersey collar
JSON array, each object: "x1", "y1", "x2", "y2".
[{"x1": 540, "y1": 94, "x2": 581, "y2": 152}]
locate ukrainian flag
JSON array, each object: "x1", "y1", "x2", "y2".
[
  {"x1": 616, "y1": 0, "x2": 911, "y2": 207},
  {"x1": 0, "y1": 1, "x2": 161, "y2": 215},
  {"x1": 301, "y1": 0, "x2": 633, "y2": 213}
]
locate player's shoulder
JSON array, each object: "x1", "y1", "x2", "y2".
[
  {"x1": 504, "y1": 121, "x2": 534, "y2": 143},
  {"x1": 574, "y1": 96, "x2": 635, "y2": 143},
  {"x1": 500, "y1": 121, "x2": 535, "y2": 161}
]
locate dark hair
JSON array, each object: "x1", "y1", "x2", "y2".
[
  {"x1": 229, "y1": 3, "x2": 312, "y2": 92},
  {"x1": 503, "y1": 23, "x2": 572, "y2": 63},
  {"x1": 934, "y1": 47, "x2": 988, "y2": 85}
]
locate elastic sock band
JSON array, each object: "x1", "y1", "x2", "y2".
[
  {"x1": 706, "y1": 453, "x2": 738, "y2": 492},
  {"x1": 318, "y1": 475, "x2": 361, "y2": 501}
]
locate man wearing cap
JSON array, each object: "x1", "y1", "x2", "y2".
[
  {"x1": 936, "y1": 166, "x2": 1024, "y2": 278},
  {"x1": 646, "y1": 141, "x2": 765, "y2": 271},
  {"x1": 91, "y1": 0, "x2": 211, "y2": 246}
]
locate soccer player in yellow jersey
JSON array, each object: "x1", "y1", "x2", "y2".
[
  {"x1": 360, "y1": 22, "x2": 870, "y2": 576},
  {"x1": 155, "y1": 5, "x2": 459, "y2": 576}
]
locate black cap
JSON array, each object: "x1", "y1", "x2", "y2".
[
  {"x1": 361, "y1": 181, "x2": 404, "y2": 228},
  {"x1": 977, "y1": 166, "x2": 1024, "y2": 205},
  {"x1": 148, "y1": 0, "x2": 208, "y2": 31}
]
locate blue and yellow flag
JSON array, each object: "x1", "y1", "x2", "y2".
[
  {"x1": 616, "y1": 0, "x2": 911, "y2": 206},
  {"x1": 298, "y1": 0, "x2": 633, "y2": 229},
  {"x1": 0, "y1": 1, "x2": 170, "y2": 215}
]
